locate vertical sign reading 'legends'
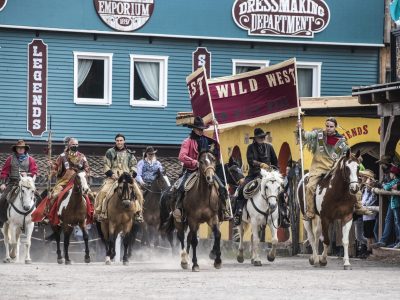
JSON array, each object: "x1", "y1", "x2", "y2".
[
  {"x1": 27, "y1": 39, "x2": 47, "y2": 137},
  {"x1": 232, "y1": 0, "x2": 330, "y2": 38},
  {"x1": 94, "y1": 0, "x2": 154, "y2": 32}
]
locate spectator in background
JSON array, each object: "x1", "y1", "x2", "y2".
[
  {"x1": 372, "y1": 165, "x2": 400, "y2": 249},
  {"x1": 360, "y1": 169, "x2": 378, "y2": 256}
]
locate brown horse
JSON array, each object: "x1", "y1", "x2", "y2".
[
  {"x1": 52, "y1": 169, "x2": 91, "y2": 264},
  {"x1": 99, "y1": 172, "x2": 143, "y2": 265},
  {"x1": 297, "y1": 150, "x2": 361, "y2": 270},
  {"x1": 164, "y1": 151, "x2": 222, "y2": 272}
]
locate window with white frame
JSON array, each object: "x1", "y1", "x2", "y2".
[
  {"x1": 296, "y1": 62, "x2": 321, "y2": 98},
  {"x1": 232, "y1": 59, "x2": 270, "y2": 75},
  {"x1": 73, "y1": 52, "x2": 113, "y2": 105},
  {"x1": 130, "y1": 55, "x2": 168, "y2": 108}
]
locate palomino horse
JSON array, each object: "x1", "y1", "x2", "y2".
[
  {"x1": 99, "y1": 172, "x2": 143, "y2": 265},
  {"x1": 2, "y1": 176, "x2": 36, "y2": 264},
  {"x1": 236, "y1": 169, "x2": 284, "y2": 266},
  {"x1": 297, "y1": 150, "x2": 361, "y2": 270},
  {"x1": 163, "y1": 151, "x2": 222, "y2": 272},
  {"x1": 52, "y1": 169, "x2": 91, "y2": 264},
  {"x1": 140, "y1": 168, "x2": 172, "y2": 249}
]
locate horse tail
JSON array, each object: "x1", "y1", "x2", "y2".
[{"x1": 296, "y1": 173, "x2": 308, "y2": 216}]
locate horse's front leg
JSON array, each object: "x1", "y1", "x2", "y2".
[
  {"x1": 63, "y1": 226, "x2": 73, "y2": 265},
  {"x1": 303, "y1": 219, "x2": 316, "y2": 265},
  {"x1": 80, "y1": 223, "x2": 91, "y2": 263},
  {"x1": 121, "y1": 221, "x2": 133, "y2": 265},
  {"x1": 24, "y1": 222, "x2": 34, "y2": 264},
  {"x1": 2, "y1": 223, "x2": 12, "y2": 263},
  {"x1": 237, "y1": 222, "x2": 245, "y2": 263},
  {"x1": 189, "y1": 226, "x2": 199, "y2": 272},
  {"x1": 342, "y1": 217, "x2": 353, "y2": 270},
  {"x1": 250, "y1": 222, "x2": 261, "y2": 266},
  {"x1": 310, "y1": 217, "x2": 322, "y2": 265},
  {"x1": 177, "y1": 225, "x2": 188, "y2": 269},
  {"x1": 9, "y1": 224, "x2": 20, "y2": 262},
  {"x1": 267, "y1": 212, "x2": 279, "y2": 262},
  {"x1": 53, "y1": 226, "x2": 63, "y2": 264},
  {"x1": 319, "y1": 218, "x2": 330, "y2": 267},
  {"x1": 211, "y1": 224, "x2": 222, "y2": 269}
]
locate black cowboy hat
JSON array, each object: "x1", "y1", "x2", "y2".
[
  {"x1": 249, "y1": 128, "x2": 267, "y2": 139},
  {"x1": 186, "y1": 116, "x2": 209, "y2": 130},
  {"x1": 11, "y1": 140, "x2": 30, "y2": 152},
  {"x1": 144, "y1": 146, "x2": 157, "y2": 155}
]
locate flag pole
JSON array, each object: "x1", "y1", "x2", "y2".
[
  {"x1": 203, "y1": 68, "x2": 233, "y2": 218},
  {"x1": 294, "y1": 59, "x2": 307, "y2": 214}
]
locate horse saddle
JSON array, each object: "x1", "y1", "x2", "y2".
[
  {"x1": 243, "y1": 178, "x2": 261, "y2": 200},
  {"x1": 184, "y1": 172, "x2": 199, "y2": 192},
  {"x1": 6, "y1": 185, "x2": 20, "y2": 204}
]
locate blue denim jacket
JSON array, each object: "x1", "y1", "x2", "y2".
[{"x1": 383, "y1": 178, "x2": 400, "y2": 209}]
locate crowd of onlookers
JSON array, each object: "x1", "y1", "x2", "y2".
[{"x1": 353, "y1": 155, "x2": 400, "y2": 258}]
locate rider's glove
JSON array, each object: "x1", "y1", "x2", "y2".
[{"x1": 260, "y1": 163, "x2": 270, "y2": 170}]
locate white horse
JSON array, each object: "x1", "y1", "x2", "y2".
[
  {"x1": 1, "y1": 176, "x2": 36, "y2": 264},
  {"x1": 237, "y1": 169, "x2": 284, "y2": 266}
]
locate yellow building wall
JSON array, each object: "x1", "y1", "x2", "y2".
[{"x1": 201, "y1": 116, "x2": 381, "y2": 241}]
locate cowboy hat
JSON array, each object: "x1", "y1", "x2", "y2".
[
  {"x1": 376, "y1": 155, "x2": 392, "y2": 165},
  {"x1": 11, "y1": 140, "x2": 30, "y2": 152},
  {"x1": 359, "y1": 169, "x2": 375, "y2": 180},
  {"x1": 186, "y1": 116, "x2": 209, "y2": 130},
  {"x1": 144, "y1": 146, "x2": 157, "y2": 155},
  {"x1": 249, "y1": 128, "x2": 267, "y2": 139}
]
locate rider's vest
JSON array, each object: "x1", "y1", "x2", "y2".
[
  {"x1": 142, "y1": 160, "x2": 159, "y2": 183},
  {"x1": 316, "y1": 130, "x2": 347, "y2": 160},
  {"x1": 10, "y1": 155, "x2": 30, "y2": 180}
]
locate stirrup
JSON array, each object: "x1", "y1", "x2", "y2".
[{"x1": 135, "y1": 213, "x2": 144, "y2": 223}]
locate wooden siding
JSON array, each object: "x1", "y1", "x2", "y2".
[{"x1": 0, "y1": 29, "x2": 379, "y2": 144}]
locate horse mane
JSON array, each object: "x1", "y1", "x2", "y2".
[
  {"x1": 323, "y1": 155, "x2": 347, "y2": 180},
  {"x1": 118, "y1": 172, "x2": 133, "y2": 184},
  {"x1": 198, "y1": 150, "x2": 215, "y2": 160},
  {"x1": 260, "y1": 169, "x2": 283, "y2": 185},
  {"x1": 19, "y1": 176, "x2": 35, "y2": 190}
]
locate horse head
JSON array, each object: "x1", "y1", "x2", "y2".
[
  {"x1": 75, "y1": 170, "x2": 90, "y2": 195},
  {"x1": 154, "y1": 168, "x2": 171, "y2": 191},
  {"x1": 198, "y1": 151, "x2": 216, "y2": 185},
  {"x1": 260, "y1": 169, "x2": 283, "y2": 213},
  {"x1": 18, "y1": 175, "x2": 36, "y2": 211},
  {"x1": 117, "y1": 172, "x2": 136, "y2": 209},
  {"x1": 342, "y1": 149, "x2": 361, "y2": 194}
]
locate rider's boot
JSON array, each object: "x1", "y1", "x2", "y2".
[
  {"x1": 305, "y1": 191, "x2": 315, "y2": 221},
  {"x1": 218, "y1": 186, "x2": 232, "y2": 221},
  {"x1": 173, "y1": 191, "x2": 184, "y2": 223},
  {"x1": 233, "y1": 197, "x2": 246, "y2": 226},
  {"x1": 135, "y1": 210, "x2": 144, "y2": 223}
]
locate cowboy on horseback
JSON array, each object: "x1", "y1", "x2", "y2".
[
  {"x1": 0, "y1": 140, "x2": 38, "y2": 225},
  {"x1": 136, "y1": 146, "x2": 163, "y2": 189},
  {"x1": 94, "y1": 133, "x2": 143, "y2": 222},
  {"x1": 233, "y1": 128, "x2": 279, "y2": 226},
  {"x1": 43, "y1": 137, "x2": 90, "y2": 221},
  {"x1": 297, "y1": 117, "x2": 372, "y2": 220},
  {"x1": 173, "y1": 116, "x2": 231, "y2": 222}
]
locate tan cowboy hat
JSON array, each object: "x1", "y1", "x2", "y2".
[
  {"x1": 11, "y1": 140, "x2": 30, "y2": 152},
  {"x1": 359, "y1": 169, "x2": 375, "y2": 180}
]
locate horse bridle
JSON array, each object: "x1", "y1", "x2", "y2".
[
  {"x1": 340, "y1": 156, "x2": 360, "y2": 189},
  {"x1": 10, "y1": 185, "x2": 35, "y2": 232}
]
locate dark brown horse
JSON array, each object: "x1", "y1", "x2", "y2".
[
  {"x1": 297, "y1": 150, "x2": 361, "y2": 270},
  {"x1": 163, "y1": 151, "x2": 222, "y2": 272},
  {"x1": 52, "y1": 169, "x2": 91, "y2": 264},
  {"x1": 99, "y1": 172, "x2": 143, "y2": 265},
  {"x1": 141, "y1": 168, "x2": 172, "y2": 247}
]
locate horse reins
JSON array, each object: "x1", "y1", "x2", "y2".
[{"x1": 10, "y1": 188, "x2": 35, "y2": 233}]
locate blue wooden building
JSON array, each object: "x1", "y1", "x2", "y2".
[{"x1": 0, "y1": 0, "x2": 384, "y2": 153}]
